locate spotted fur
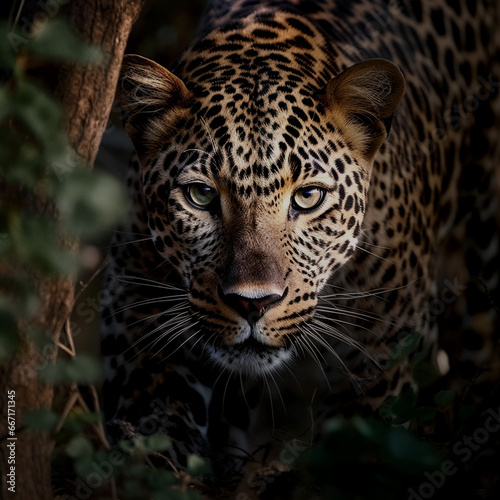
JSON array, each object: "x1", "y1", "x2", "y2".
[{"x1": 101, "y1": 0, "x2": 500, "y2": 479}]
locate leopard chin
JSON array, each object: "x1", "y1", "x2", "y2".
[{"x1": 204, "y1": 335, "x2": 295, "y2": 377}]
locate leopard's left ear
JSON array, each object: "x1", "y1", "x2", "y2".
[
  {"x1": 116, "y1": 54, "x2": 193, "y2": 154},
  {"x1": 323, "y1": 59, "x2": 405, "y2": 159}
]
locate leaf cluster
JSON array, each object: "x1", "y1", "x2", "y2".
[{"x1": 0, "y1": 19, "x2": 125, "y2": 360}]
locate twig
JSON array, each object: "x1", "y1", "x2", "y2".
[
  {"x1": 152, "y1": 451, "x2": 180, "y2": 476},
  {"x1": 54, "y1": 385, "x2": 80, "y2": 434},
  {"x1": 65, "y1": 318, "x2": 77, "y2": 355},
  {"x1": 56, "y1": 318, "x2": 77, "y2": 356},
  {"x1": 89, "y1": 384, "x2": 111, "y2": 450},
  {"x1": 72, "y1": 255, "x2": 110, "y2": 306}
]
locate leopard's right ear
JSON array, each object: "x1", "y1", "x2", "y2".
[
  {"x1": 322, "y1": 59, "x2": 405, "y2": 160},
  {"x1": 117, "y1": 54, "x2": 193, "y2": 151}
]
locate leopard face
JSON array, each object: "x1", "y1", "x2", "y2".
[{"x1": 117, "y1": 15, "x2": 405, "y2": 377}]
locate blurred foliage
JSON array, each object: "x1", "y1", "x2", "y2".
[
  {"x1": 0, "y1": 13, "x2": 207, "y2": 500},
  {"x1": 50, "y1": 408, "x2": 205, "y2": 499},
  {"x1": 298, "y1": 416, "x2": 443, "y2": 500},
  {"x1": 0, "y1": 18, "x2": 123, "y2": 360}
]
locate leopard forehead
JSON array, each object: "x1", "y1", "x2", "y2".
[
  {"x1": 140, "y1": 16, "x2": 373, "y2": 204},
  {"x1": 167, "y1": 12, "x2": 348, "y2": 167},
  {"x1": 176, "y1": 11, "x2": 338, "y2": 94},
  {"x1": 123, "y1": 10, "x2": 401, "y2": 191}
]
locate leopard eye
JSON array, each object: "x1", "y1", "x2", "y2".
[
  {"x1": 184, "y1": 183, "x2": 218, "y2": 209},
  {"x1": 292, "y1": 186, "x2": 326, "y2": 211}
]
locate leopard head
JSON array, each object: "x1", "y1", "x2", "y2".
[{"x1": 116, "y1": 22, "x2": 405, "y2": 377}]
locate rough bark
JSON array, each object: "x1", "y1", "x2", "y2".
[
  {"x1": 60, "y1": 1, "x2": 146, "y2": 165},
  {"x1": 0, "y1": 1, "x2": 145, "y2": 499}
]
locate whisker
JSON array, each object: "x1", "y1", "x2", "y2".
[
  {"x1": 200, "y1": 116, "x2": 218, "y2": 155},
  {"x1": 181, "y1": 147, "x2": 212, "y2": 159},
  {"x1": 359, "y1": 239, "x2": 392, "y2": 251},
  {"x1": 119, "y1": 303, "x2": 190, "y2": 331},
  {"x1": 312, "y1": 318, "x2": 371, "y2": 353},
  {"x1": 355, "y1": 245, "x2": 405, "y2": 270},
  {"x1": 222, "y1": 370, "x2": 234, "y2": 410},
  {"x1": 296, "y1": 327, "x2": 330, "y2": 389},
  {"x1": 103, "y1": 236, "x2": 153, "y2": 249},
  {"x1": 106, "y1": 228, "x2": 150, "y2": 237},
  {"x1": 315, "y1": 309, "x2": 385, "y2": 337},
  {"x1": 188, "y1": 324, "x2": 208, "y2": 355},
  {"x1": 212, "y1": 362, "x2": 230, "y2": 395},
  {"x1": 239, "y1": 373, "x2": 250, "y2": 409},
  {"x1": 104, "y1": 295, "x2": 187, "y2": 319},
  {"x1": 262, "y1": 373, "x2": 276, "y2": 431},
  {"x1": 301, "y1": 323, "x2": 363, "y2": 393},
  {"x1": 111, "y1": 274, "x2": 186, "y2": 292},
  {"x1": 268, "y1": 370, "x2": 287, "y2": 415},
  {"x1": 152, "y1": 316, "x2": 196, "y2": 348},
  {"x1": 202, "y1": 331, "x2": 218, "y2": 355},
  {"x1": 316, "y1": 301, "x2": 400, "y2": 329},
  {"x1": 124, "y1": 312, "x2": 191, "y2": 355},
  {"x1": 276, "y1": 353, "x2": 303, "y2": 393},
  {"x1": 320, "y1": 280, "x2": 415, "y2": 301},
  {"x1": 114, "y1": 311, "x2": 192, "y2": 367},
  {"x1": 160, "y1": 327, "x2": 202, "y2": 358},
  {"x1": 305, "y1": 328, "x2": 354, "y2": 377},
  {"x1": 147, "y1": 320, "x2": 198, "y2": 356},
  {"x1": 311, "y1": 318, "x2": 384, "y2": 371}
]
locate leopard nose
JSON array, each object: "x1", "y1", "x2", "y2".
[{"x1": 220, "y1": 288, "x2": 288, "y2": 325}]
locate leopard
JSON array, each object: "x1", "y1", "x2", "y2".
[{"x1": 101, "y1": 0, "x2": 500, "y2": 493}]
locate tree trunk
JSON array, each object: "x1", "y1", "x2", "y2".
[{"x1": 0, "y1": 1, "x2": 145, "y2": 498}]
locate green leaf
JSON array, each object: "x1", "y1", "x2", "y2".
[
  {"x1": 119, "y1": 439, "x2": 135, "y2": 454},
  {"x1": 304, "y1": 416, "x2": 442, "y2": 500},
  {"x1": 10, "y1": 214, "x2": 80, "y2": 275},
  {"x1": 0, "y1": 79, "x2": 66, "y2": 154},
  {"x1": 128, "y1": 463, "x2": 151, "y2": 479},
  {"x1": 187, "y1": 454, "x2": 213, "y2": 477},
  {"x1": 23, "y1": 408, "x2": 59, "y2": 431},
  {"x1": 65, "y1": 355, "x2": 101, "y2": 384},
  {"x1": 39, "y1": 360, "x2": 68, "y2": 384},
  {"x1": 54, "y1": 170, "x2": 126, "y2": 237},
  {"x1": 26, "y1": 19, "x2": 104, "y2": 65},
  {"x1": 144, "y1": 434, "x2": 171, "y2": 453},
  {"x1": 379, "y1": 388, "x2": 417, "y2": 424},
  {"x1": 383, "y1": 425, "x2": 441, "y2": 471},
  {"x1": 0, "y1": 24, "x2": 17, "y2": 67},
  {"x1": 0, "y1": 129, "x2": 44, "y2": 188},
  {"x1": 48, "y1": 145, "x2": 83, "y2": 181},
  {"x1": 131, "y1": 436, "x2": 147, "y2": 454},
  {"x1": 388, "y1": 332, "x2": 422, "y2": 367},
  {"x1": 413, "y1": 360, "x2": 440, "y2": 388},
  {"x1": 146, "y1": 469, "x2": 177, "y2": 489},
  {"x1": 71, "y1": 411, "x2": 102, "y2": 426},
  {"x1": 121, "y1": 478, "x2": 142, "y2": 498},
  {"x1": 74, "y1": 456, "x2": 98, "y2": 479},
  {"x1": 40, "y1": 355, "x2": 101, "y2": 384},
  {"x1": 57, "y1": 409, "x2": 101, "y2": 435},
  {"x1": 65, "y1": 435, "x2": 93, "y2": 459}
]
